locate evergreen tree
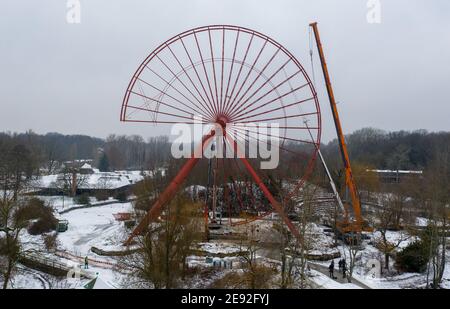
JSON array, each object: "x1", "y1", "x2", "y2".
[{"x1": 98, "y1": 153, "x2": 110, "y2": 172}]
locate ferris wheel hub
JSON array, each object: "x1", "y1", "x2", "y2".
[{"x1": 215, "y1": 114, "x2": 229, "y2": 129}]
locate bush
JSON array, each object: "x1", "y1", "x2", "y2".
[
  {"x1": 42, "y1": 233, "x2": 58, "y2": 251},
  {"x1": 13, "y1": 198, "x2": 58, "y2": 235},
  {"x1": 395, "y1": 241, "x2": 429, "y2": 273},
  {"x1": 74, "y1": 193, "x2": 90, "y2": 205},
  {"x1": 95, "y1": 190, "x2": 110, "y2": 202},
  {"x1": 134, "y1": 197, "x2": 156, "y2": 212},
  {"x1": 27, "y1": 207, "x2": 58, "y2": 235},
  {"x1": 115, "y1": 191, "x2": 129, "y2": 202},
  {"x1": 14, "y1": 198, "x2": 46, "y2": 222}
]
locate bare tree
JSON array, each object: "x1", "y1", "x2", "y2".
[
  {"x1": 236, "y1": 224, "x2": 275, "y2": 289},
  {"x1": 0, "y1": 142, "x2": 38, "y2": 288},
  {"x1": 424, "y1": 148, "x2": 449, "y2": 288},
  {"x1": 119, "y1": 195, "x2": 202, "y2": 288},
  {"x1": 374, "y1": 195, "x2": 410, "y2": 272},
  {"x1": 340, "y1": 232, "x2": 362, "y2": 284},
  {"x1": 274, "y1": 184, "x2": 316, "y2": 289},
  {"x1": 53, "y1": 167, "x2": 89, "y2": 197}
]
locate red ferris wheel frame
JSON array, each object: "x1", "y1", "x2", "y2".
[{"x1": 120, "y1": 25, "x2": 322, "y2": 244}]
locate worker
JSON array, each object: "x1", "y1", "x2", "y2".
[
  {"x1": 328, "y1": 260, "x2": 335, "y2": 278},
  {"x1": 342, "y1": 260, "x2": 347, "y2": 279},
  {"x1": 84, "y1": 256, "x2": 89, "y2": 269}
]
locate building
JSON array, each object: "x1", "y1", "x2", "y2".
[{"x1": 366, "y1": 169, "x2": 423, "y2": 184}]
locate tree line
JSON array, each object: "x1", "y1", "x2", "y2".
[
  {"x1": 0, "y1": 131, "x2": 171, "y2": 174},
  {"x1": 321, "y1": 128, "x2": 450, "y2": 171}
]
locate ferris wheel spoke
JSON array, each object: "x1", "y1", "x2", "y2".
[
  {"x1": 227, "y1": 58, "x2": 291, "y2": 120},
  {"x1": 234, "y1": 111, "x2": 318, "y2": 124},
  {"x1": 193, "y1": 31, "x2": 219, "y2": 116},
  {"x1": 224, "y1": 39, "x2": 268, "y2": 117},
  {"x1": 225, "y1": 58, "x2": 292, "y2": 119},
  {"x1": 222, "y1": 29, "x2": 241, "y2": 119},
  {"x1": 155, "y1": 54, "x2": 216, "y2": 120},
  {"x1": 229, "y1": 125, "x2": 318, "y2": 146},
  {"x1": 119, "y1": 119, "x2": 207, "y2": 125},
  {"x1": 229, "y1": 69, "x2": 303, "y2": 120},
  {"x1": 222, "y1": 33, "x2": 255, "y2": 117},
  {"x1": 208, "y1": 28, "x2": 220, "y2": 114},
  {"x1": 230, "y1": 81, "x2": 310, "y2": 122},
  {"x1": 232, "y1": 96, "x2": 314, "y2": 123},
  {"x1": 179, "y1": 36, "x2": 218, "y2": 118},
  {"x1": 134, "y1": 77, "x2": 212, "y2": 121},
  {"x1": 220, "y1": 27, "x2": 226, "y2": 118},
  {"x1": 145, "y1": 65, "x2": 215, "y2": 121},
  {"x1": 126, "y1": 104, "x2": 205, "y2": 122},
  {"x1": 226, "y1": 45, "x2": 279, "y2": 118},
  {"x1": 232, "y1": 123, "x2": 320, "y2": 131},
  {"x1": 128, "y1": 89, "x2": 209, "y2": 121},
  {"x1": 229, "y1": 128, "x2": 311, "y2": 160},
  {"x1": 165, "y1": 43, "x2": 217, "y2": 119}
]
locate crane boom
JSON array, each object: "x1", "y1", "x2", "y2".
[{"x1": 309, "y1": 22, "x2": 363, "y2": 231}]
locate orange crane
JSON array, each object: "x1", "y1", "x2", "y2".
[{"x1": 309, "y1": 22, "x2": 367, "y2": 233}]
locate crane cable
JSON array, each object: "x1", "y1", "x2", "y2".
[{"x1": 309, "y1": 27, "x2": 317, "y2": 91}]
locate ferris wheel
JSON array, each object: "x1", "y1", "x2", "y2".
[{"x1": 121, "y1": 25, "x2": 322, "y2": 244}]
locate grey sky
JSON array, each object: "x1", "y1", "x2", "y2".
[{"x1": 1, "y1": 0, "x2": 449, "y2": 142}]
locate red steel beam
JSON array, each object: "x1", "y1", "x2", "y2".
[
  {"x1": 224, "y1": 133, "x2": 303, "y2": 242},
  {"x1": 124, "y1": 130, "x2": 216, "y2": 246}
]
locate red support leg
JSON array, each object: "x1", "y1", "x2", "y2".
[
  {"x1": 124, "y1": 130, "x2": 216, "y2": 246},
  {"x1": 225, "y1": 134, "x2": 303, "y2": 242}
]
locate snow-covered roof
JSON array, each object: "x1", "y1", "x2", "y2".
[
  {"x1": 81, "y1": 163, "x2": 93, "y2": 169},
  {"x1": 367, "y1": 169, "x2": 423, "y2": 174},
  {"x1": 92, "y1": 277, "x2": 113, "y2": 289},
  {"x1": 35, "y1": 170, "x2": 147, "y2": 190}
]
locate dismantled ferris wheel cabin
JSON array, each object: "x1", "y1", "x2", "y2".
[{"x1": 121, "y1": 24, "x2": 364, "y2": 245}]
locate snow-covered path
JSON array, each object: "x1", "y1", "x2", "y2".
[
  {"x1": 58, "y1": 202, "x2": 133, "y2": 255},
  {"x1": 308, "y1": 262, "x2": 370, "y2": 289}
]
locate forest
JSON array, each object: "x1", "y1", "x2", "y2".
[{"x1": 0, "y1": 128, "x2": 448, "y2": 175}]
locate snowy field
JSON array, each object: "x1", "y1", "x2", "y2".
[
  {"x1": 18, "y1": 201, "x2": 133, "y2": 288},
  {"x1": 57, "y1": 202, "x2": 132, "y2": 254},
  {"x1": 12, "y1": 195, "x2": 450, "y2": 289}
]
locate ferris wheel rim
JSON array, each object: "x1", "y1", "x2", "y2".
[
  {"x1": 121, "y1": 25, "x2": 321, "y2": 131},
  {"x1": 120, "y1": 24, "x2": 322, "y2": 201}
]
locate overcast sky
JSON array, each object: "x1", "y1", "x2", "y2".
[{"x1": 0, "y1": 0, "x2": 449, "y2": 142}]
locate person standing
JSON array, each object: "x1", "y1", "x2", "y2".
[
  {"x1": 84, "y1": 256, "x2": 89, "y2": 269},
  {"x1": 342, "y1": 260, "x2": 347, "y2": 279},
  {"x1": 329, "y1": 260, "x2": 335, "y2": 278}
]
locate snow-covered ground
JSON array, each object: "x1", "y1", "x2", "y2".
[
  {"x1": 35, "y1": 170, "x2": 147, "y2": 191},
  {"x1": 17, "y1": 201, "x2": 134, "y2": 289},
  {"x1": 198, "y1": 241, "x2": 243, "y2": 255},
  {"x1": 309, "y1": 269, "x2": 362, "y2": 289},
  {"x1": 312, "y1": 228, "x2": 450, "y2": 289},
  {"x1": 57, "y1": 202, "x2": 132, "y2": 254},
  {"x1": 11, "y1": 194, "x2": 450, "y2": 289},
  {"x1": 38, "y1": 195, "x2": 133, "y2": 214},
  {"x1": 54, "y1": 202, "x2": 134, "y2": 288}
]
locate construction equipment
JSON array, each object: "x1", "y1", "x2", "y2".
[
  {"x1": 309, "y1": 22, "x2": 370, "y2": 233},
  {"x1": 305, "y1": 121, "x2": 345, "y2": 214}
]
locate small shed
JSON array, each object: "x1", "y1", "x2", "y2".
[{"x1": 57, "y1": 220, "x2": 69, "y2": 232}]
